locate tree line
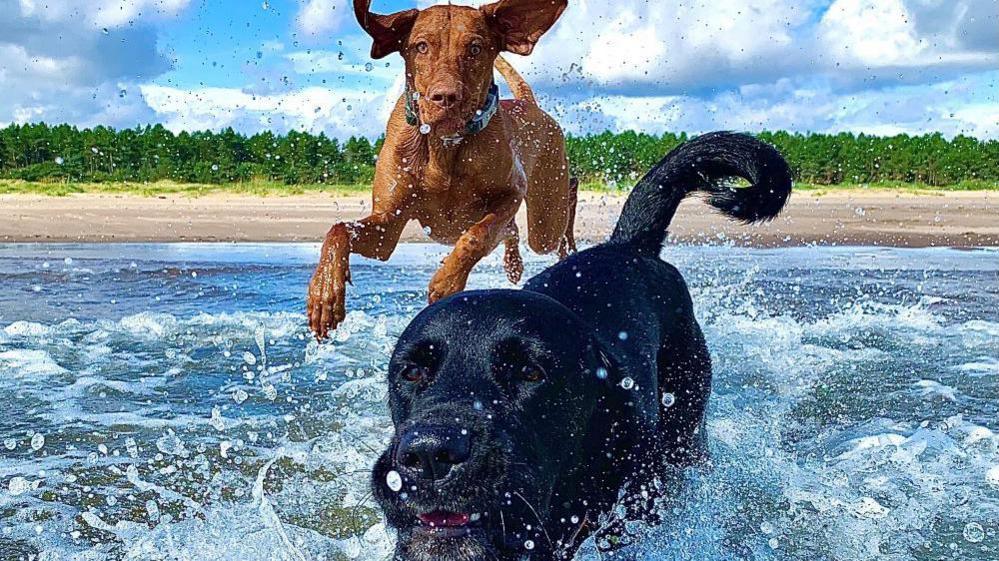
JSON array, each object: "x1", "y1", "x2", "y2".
[{"x1": 1, "y1": 123, "x2": 996, "y2": 187}]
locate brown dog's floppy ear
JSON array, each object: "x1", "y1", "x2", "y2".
[
  {"x1": 354, "y1": 0, "x2": 419, "y2": 59},
  {"x1": 480, "y1": 0, "x2": 567, "y2": 56}
]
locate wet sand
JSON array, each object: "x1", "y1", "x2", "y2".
[{"x1": 1, "y1": 191, "x2": 996, "y2": 247}]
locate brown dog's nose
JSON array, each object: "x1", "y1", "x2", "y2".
[
  {"x1": 395, "y1": 426, "x2": 471, "y2": 481},
  {"x1": 428, "y1": 85, "x2": 462, "y2": 110}
]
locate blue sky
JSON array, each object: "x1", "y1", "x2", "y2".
[{"x1": 1, "y1": 0, "x2": 996, "y2": 139}]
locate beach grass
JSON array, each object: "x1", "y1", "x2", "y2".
[
  {"x1": 582, "y1": 179, "x2": 998, "y2": 194},
  {"x1": 2, "y1": 178, "x2": 996, "y2": 197},
  {"x1": 0, "y1": 179, "x2": 371, "y2": 197}
]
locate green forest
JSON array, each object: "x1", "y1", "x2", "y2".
[{"x1": 1, "y1": 123, "x2": 996, "y2": 189}]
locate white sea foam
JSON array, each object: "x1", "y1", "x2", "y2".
[
  {"x1": 912, "y1": 380, "x2": 959, "y2": 402},
  {"x1": 0, "y1": 348, "x2": 67, "y2": 377}
]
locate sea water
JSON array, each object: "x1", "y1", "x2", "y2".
[{"x1": 0, "y1": 243, "x2": 996, "y2": 560}]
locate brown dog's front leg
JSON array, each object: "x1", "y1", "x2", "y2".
[
  {"x1": 428, "y1": 194, "x2": 522, "y2": 304},
  {"x1": 308, "y1": 212, "x2": 407, "y2": 339}
]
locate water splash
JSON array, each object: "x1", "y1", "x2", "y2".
[{"x1": 0, "y1": 244, "x2": 996, "y2": 560}]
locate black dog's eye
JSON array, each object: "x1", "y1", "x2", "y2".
[
  {"x1": 468, "y1": 44, "x2": 482, "y2": 56},
  {"x1": 415, "y1": 41, "x2": 429, "y2": 54},
  {"x1": 517, "y1": 365, "x2": 546, "y2": 383},
  {"x1": 401, "y1": 365, "x2": 429, "y2": 383}
]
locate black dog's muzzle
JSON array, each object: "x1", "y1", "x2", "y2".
[{"x1": 394, "y1": 423, "x2": 473, "y2": 483}]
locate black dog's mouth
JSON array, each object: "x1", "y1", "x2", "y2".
[
  {"x1": 373, "y1": 427, "x2": 548, "y2": 559},
  {"x1": 412, "y1": 510, "x2": 483, "y2": 538}
]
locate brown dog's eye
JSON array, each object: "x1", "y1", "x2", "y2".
[
  {"x1": 401, "y1": 365, "x2": 429, "y2": 383},
  {"x1": 415, "y1": 41, "x2": 429, "y2": 54},
  {"x1": 469, "y1": 44, "x2": 482, "y2": 56},
  {"x1": 518, "y1": 365, "x2": 545, "y2": 383}
]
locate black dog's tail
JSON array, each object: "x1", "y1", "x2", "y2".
[{"x1": 609, "y1": 132, "x2": 793, "y2": 255}]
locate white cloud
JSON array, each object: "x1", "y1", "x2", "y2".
[
  {"x1": 296, "y1": 0, "x2": 350, "y2": 38},
  {"x1": 92, "y1": 0, "x2": 192, "y2": 28},
  {"x1": 140, "y1": 81, "x2": 402, "y2": 138},
  {"x1": 550, "y1": 72, "x2": 998, "y2": 140},
  {"x1": 500, "y1": 0, "x2": 997, "y2": 97},
  {"x1": 0, "y1": 0, "x2": 193, "y2": 127},
  {"x1": 1, "y1": 0, "x2": 996, "y2": 139},
  {"x1": 13, "y1": 0, "x2": 191, "y2": 29},
  {"x1": 819, "y1": 0, "x2": 998, "y2": 71}
]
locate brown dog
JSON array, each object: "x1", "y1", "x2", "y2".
[{"x1": 307, "y1": 0, "x2": 577, "y2": 339}]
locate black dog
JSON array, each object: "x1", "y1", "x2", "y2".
[{"x1": 371, "y1": 132, "x2": 792, "y2": 561}]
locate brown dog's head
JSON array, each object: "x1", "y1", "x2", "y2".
[{"x1": 353, "y1": 0, "x2": 566, "y2": 133}]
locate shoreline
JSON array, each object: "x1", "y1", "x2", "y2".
[{"x1": 1, "y1": 191, "x2": 996, "y2": 247}]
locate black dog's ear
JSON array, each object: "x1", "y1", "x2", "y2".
[{"x1": 582, "y1": 337, "x2": 619, "y2": 387}]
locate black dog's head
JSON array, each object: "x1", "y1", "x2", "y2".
[{"x1": 372, "y1": 290, "x2": 616, "y2": 561}]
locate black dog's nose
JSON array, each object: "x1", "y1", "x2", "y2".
[{"x1": 395, "y1": 426, "x2": 471, "y2": 481}]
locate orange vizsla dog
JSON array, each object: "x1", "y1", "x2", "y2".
[{"x1": 307, "y1": 0, "x2": 577, "y2": 339}]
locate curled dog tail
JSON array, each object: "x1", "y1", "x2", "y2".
[
  {"x1": 494, "y1": 56, "x2": 537, "y2": 105},
  {"x1": 609, "y1": 132, "x2": 793, "y2": 255}
]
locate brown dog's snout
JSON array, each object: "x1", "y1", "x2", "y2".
[
  {"x1": 395, "y1": 425, "x2": 472, "y2": 481},
  {"x1": 427, "y1": 83, "x2": 463, "y2": 110}
]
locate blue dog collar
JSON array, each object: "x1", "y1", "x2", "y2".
[{"x1": 405, "y1": 82, "x2": 500, "y2": 136}]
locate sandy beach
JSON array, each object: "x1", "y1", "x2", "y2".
[{"x1": 1, "y1": 190, "x2": 996, "y2": 247}]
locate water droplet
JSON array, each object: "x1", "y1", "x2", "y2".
[
  {"x1": 30, "y1": 433, "x2": 45, "y2": 451},
  {"x1": 8, "y1": 477, "x2": 31, "y2": 496},
  {"x1": 101, "y1": 28, "x2": 109, "y2": 35},
  {"x1": 242, "y1": 351, "x2": 257, "y2": 365},
  {"x1": 54, "y1": 157, "x2": 64, "y2": 165},
  {"x1": 233, "y1": 389, "x2": 249, "y2": 404},
  {"x1": 524, "y1": 540, "x2": 535, "y2": 550},
  {"x1": 146, "y1": 499, "x2": 160, "y2": 522},
  {"x1": 386, "y1": 470, "x2": 403, "y2": 492},
  {"x1": 364, "y1": 62, "x2": 374, "y2": 72},
  {"x1": 987, "y1": 466, "x2": 999, "y2": 488},
  {"x1": 211, "y1": 164, "x2": 219, "y2": 172},
  {"x1": 210, "y1": 406, "x2": 226, "y2": 432},
  {"x1": 768, "y1": 537, "x2": 779, "y2": 549},
  {"x1": 570, "y1": 515, "x2": 580, "y2": 524},
  {"x1": 156, "y1": 431, "x2": 186, "y2": 456},
  {"x1": 419, "y1": 123, "x2": 431, "y2": 134},
  {"x1": 261, "y1": 1, "x2": 270, "y2": 9},
  {"x1": 618, "y1": 331, "x2": 629, "y2": 341},
  {"x1": 125, "y1": 437, "x2": 138, "y2": 458},
  {"x1": 3, "y1": 438, "x2": 15, "y2": 450},
  {"x1": 963, "y1": 522, "x2": 985, "y2": 543},
  {"x1": 595, "y1": 367, "x2": 608, "y2": 380},
  {"x1": 661, "y1": 392, "x2": 676, "y2": 408},
  {"x1": 261, "y1": 381, "x2": 278, "y2": 401},
  {"x1": 620, "y1": 377, "x2": 635, "y2": 390}
]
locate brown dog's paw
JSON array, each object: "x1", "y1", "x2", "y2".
[{"x1": 307, "y1": 258, "x2": 349, "y2": 340}]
